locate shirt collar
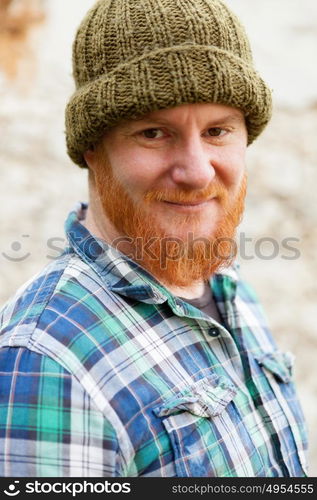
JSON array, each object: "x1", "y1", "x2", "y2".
[{"x1": 65, "y1": 202, "x2": 239, "y2": 304}]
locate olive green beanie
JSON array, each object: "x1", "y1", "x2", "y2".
[{"x1": 65, "y1": 0, "x2": 272, "y2": 168}]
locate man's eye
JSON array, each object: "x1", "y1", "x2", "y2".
[
  {"x1": 142, "y1": 128, "x2": 164, "y2": 139},
  {"x1": 207, "y1": 127, "x2": 225, "y2": 137}
]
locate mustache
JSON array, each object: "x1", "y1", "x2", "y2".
[{"x1": 143, "y1": 180, "x2": 228, "y2": 204}]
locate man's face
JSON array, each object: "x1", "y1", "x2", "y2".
[{"x1": 86, "y1": 102, "x2": 248, "y2": 287}]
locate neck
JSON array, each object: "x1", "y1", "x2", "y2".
[{"x1": 162, "y1": 281, "x2": 207, "y2": 300}]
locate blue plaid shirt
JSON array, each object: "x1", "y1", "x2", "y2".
[{"x1": 0, "y1": 203, "x2": 308, "y2": 477}]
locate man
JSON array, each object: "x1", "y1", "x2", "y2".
[{"x1": 0, "y1": 0, "x2": 308, "y2": 477}]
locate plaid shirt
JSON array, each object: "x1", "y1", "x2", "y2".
[{"x1": 0, "y1": 203, "x2": 308, "y2": 477}]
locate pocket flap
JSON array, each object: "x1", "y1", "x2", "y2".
[
  {"x1": 153, "y1": 375, "x2": 237, "y2": 418},
  {"x1": 255, "y1": 350, "x2": 295, "y2": 383}
]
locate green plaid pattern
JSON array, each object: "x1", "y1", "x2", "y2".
[{"x1": 0, "y1": 203, "x2": 308, "y2": 477}]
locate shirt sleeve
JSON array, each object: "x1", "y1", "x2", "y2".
[{"x1": 0, "y1": 346, "x2": 121, "y2": 477}]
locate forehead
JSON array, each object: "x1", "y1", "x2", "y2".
[{"x1": 119, "y1": 102, "x2": 245, "y2": 128}]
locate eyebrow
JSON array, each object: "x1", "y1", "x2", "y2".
[{"x1": 206, "y1": 114, "x2": 245, "y2": 126}]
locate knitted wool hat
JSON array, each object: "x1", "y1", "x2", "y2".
[{"x1": 65, "y1": 0, "x2": 272, "y2": 168}]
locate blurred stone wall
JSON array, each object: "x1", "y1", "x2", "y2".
[{"x1": 0, "y1": 0, "x2": 316, "y2": 475}]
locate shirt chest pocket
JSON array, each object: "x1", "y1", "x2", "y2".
[
  {"x1": 254, "y1": 350, "x2": 308, "y2": 476},
  {"x1": 152, "y1": 375, "x2": 265, "y2": 477}
]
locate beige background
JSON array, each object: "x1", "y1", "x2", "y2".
[{"x1": 0, "y1": 0, "x2": 316, "y2": 475}]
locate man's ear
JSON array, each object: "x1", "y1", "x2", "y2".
[{"x1": 83, "y1": 147, "x2": 97, "y2": 171}]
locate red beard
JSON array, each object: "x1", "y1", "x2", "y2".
[{"x1": 94, "y1": 151, "x2": 246, "y2": 287}]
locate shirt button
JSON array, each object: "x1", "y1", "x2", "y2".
[{"x1": 209, "y1": 327, "x2": 219, "y2": 337}]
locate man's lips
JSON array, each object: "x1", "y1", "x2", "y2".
[
  {"x1": 162, "y1": 197, "x2": 215, "y2": 206},
  {"x1": 164, "y1": 200, "x2": 207, "y2": 206},
  {"x1": 160, "y1": 197, "x2": 216, "y2": 211}
]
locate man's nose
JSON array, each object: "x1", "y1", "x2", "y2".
[{"x1": 169, "y1": 135, "x2": 216, "y2": 189}]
